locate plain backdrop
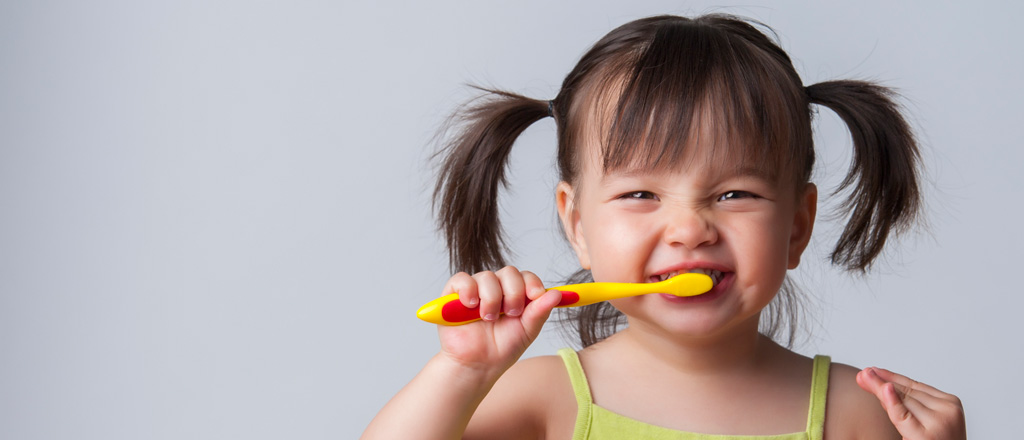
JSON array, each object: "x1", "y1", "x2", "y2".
[{"x1": 1, "y1": 1, "x2": 1021, "y2": 438}]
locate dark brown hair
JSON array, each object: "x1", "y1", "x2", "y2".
[{"x1": 433, "y1": 14, "x2": 921, "y2": 348}]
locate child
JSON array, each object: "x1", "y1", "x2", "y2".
[{"x1": 363, "y1": 14, "x2": 965, "y2": 440}]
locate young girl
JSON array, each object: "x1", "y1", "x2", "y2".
[{"x1": 363, "y1": 14, "x2": 965, "y2": 440}]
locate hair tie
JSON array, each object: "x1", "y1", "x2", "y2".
[{"x1": 547, "y1": 100, "x2": 554, "y2": 117}]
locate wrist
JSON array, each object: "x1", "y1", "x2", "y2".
[{"x1": 429, "y1": 352, "x2": 508, "y2": 392}]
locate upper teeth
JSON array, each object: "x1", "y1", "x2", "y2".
[{"x1": 657, "y1": 269, "x2": 723, "y2": 285}]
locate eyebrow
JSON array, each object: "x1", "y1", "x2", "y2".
[
  {"x1": 600, "y1": 163, "x2": 777, "y2": 183},
  {"x1": 726, "y1": 165, "x2": 776, "y2": 182}
]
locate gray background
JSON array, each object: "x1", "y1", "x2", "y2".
[{"x1": 1, "y1": 1, "x2": 1020, "y2": 438}]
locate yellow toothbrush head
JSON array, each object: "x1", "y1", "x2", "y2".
[{"x1": 648, "y1": 272, "x2": 714, "y2": 296}]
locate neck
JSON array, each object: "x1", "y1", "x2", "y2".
[{"x1": 613, "y1": 317, "x2": 776, "y2": 376}]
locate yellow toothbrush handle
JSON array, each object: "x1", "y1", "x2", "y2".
[
  {"x1": 417, "y1": 273, "x2": 712, "y2": 326},
  {"x1": 555, "y1": 281, "x2": 657, "y2": 307}
]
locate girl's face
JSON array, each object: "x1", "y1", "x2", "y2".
[{"x1": 556, "y1": 136, "x2": 817, "y2": 339}]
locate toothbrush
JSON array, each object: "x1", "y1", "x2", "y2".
[{"x1": 417, "y1": 273, "x2": 713, "y2": 326}]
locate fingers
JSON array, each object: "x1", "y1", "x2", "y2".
[
  {"x1": 496, "y1": 266, "x2": 526, "y2": 317},
  {"x1": 883, "y1": 382, "x2": 927, "y2": 430},
  {"x1": 470, "y1": 271, "x2": 502, "y2": 321},
  {"x1": 444, "y1": 267, "x2": 549, "y2": 323},
  {"x1": 863, "y1": 367, "x2": 959, "y2": 412},
  {"x1": 857, "y1": 367, "x2": 967, "y2": 440},
  {"x1": 446, "y1": 272, "x2": 479, "y2": 308},
  {"x1": 857, "y1": 367, "x2": 926, "y2": 433},
  {"x1": 508, "y1": 269, "x2": 559, "y2": 338},
  {"x1": 521, "y1": 270, "x2": 546, "y2": 300},
  {"x1": 871, "y1": 368, "x2": 958, "y2": 404}
]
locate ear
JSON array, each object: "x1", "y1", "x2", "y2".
[
  {"x1": 787, "y1": 183, "x2": 817, "y2": 269},
  {"x1": 556, "y1": 181, "x2": 591, "y2": 270}
]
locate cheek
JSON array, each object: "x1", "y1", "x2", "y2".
[
  {"x1": 582, "y1": 213, "x2": 657, "y2": 281},
  {"x1": 732, "y1": 213, "x2": 793, "y2": 280},
  {"x1": 742, "y1": 209, "x2": 792, "y2": 248}
]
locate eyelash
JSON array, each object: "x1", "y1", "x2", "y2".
[
  {"x1": 618, "y1": 190, "x2": 759, "y2": 202},
  {"x1": 619, "y1": 191, "x2": 657, "y2": 200},
  {"x1": 718, "y1": 190, "x2": 758, "y2": 201}
]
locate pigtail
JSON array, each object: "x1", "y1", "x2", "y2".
[
  {"x1": 806, "y1": 80, "x2": 922, "y2": 271},
  {"x1": 433, "y1": 88, "x2": 551, "y2": 273}
]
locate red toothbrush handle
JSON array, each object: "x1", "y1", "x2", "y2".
[{"x1": 433, "y1": 290, "x2": 580, "y2": 325}]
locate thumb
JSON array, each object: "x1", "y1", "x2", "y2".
[
  {"x1": 519, "y1": 289, "x2": 561, "y2": 339},
  {"x1": 880, "y1": 382, "x2": 917, "y2": 430}
]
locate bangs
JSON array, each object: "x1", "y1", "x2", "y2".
[{"x1": 586, "y1": 17, "x2": 812, "y2": 184}]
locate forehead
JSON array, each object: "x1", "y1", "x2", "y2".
[{"x1": 574, "y1": 88, "x2": 785, "y2": 184}]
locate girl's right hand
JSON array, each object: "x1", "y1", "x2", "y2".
[
  {"x1": 360, "y1": 268, "x2": 560, "y2": 440},
  {"x1": 436, "y1": 266, "x2": 563, "y2": 379}
]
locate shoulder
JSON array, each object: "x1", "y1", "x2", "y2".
[
  {"x1": 466, "y1": 354, "x2": 577, "y2": 440},
  {"x1": 823, "y1": 361, "x2": 900, "y2": 440},
  {"x1": 500, "y1": 354, "x2": 578, "y2": 429},
  {"x1": 496, "y1": 353, "x2": 573, "y2": 401}
]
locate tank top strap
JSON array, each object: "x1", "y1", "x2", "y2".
[
  {"x1": 806, "y1": 355, "x2": 831, "y2": 440},
  {"x1": 557, "y1": 348, "x2": 593, "y2": 439}
]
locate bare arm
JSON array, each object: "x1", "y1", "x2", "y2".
[{"x1": 361, "y1": 353, "x2": 500, "y2": 440}]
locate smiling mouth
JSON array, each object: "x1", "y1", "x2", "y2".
[{"x1": 649, "y1": 268, "x2": 724, "y2": 287}]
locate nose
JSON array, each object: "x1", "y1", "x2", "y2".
[{"x1": 662, "y1": 205, "x2": 718, "y2": 249}]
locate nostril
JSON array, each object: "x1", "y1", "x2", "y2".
[{"x1": 664, "y1": 225, "x2": 718, "y2": 249}]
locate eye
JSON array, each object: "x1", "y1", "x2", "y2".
[
  {"x1": 717, "y1": 190, "x2": 758, "y2": 202},
  {"x1": 619, "y1": 191, "x2": 657, "y2": 200}
]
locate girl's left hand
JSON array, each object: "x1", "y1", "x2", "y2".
[{"x1": 856, "y1": 367, "x2": 966, "y2": 440}]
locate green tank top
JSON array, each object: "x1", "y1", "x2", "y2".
[{"x1": 557, "y1": 348, "x2": 830, "y2": 440}]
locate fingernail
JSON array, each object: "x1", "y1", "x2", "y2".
[
  {"x1": 483, "y1": 313, "x2": 496, "y2": 321},
  {"x1": 507, "y1": 309, "x2": 521, "y2": 317},
  {"x1": 467, "y1": 298, "x2": 478, "y2": 307}
]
